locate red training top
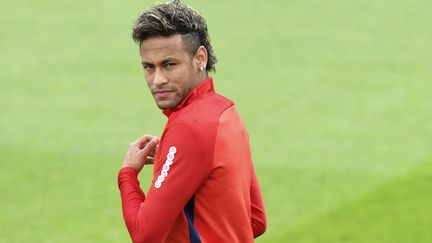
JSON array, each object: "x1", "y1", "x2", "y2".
[{"x1": 118, "y1": 78, "x2": 266, "y2": 243}]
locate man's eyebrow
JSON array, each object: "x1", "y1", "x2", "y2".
[
  {"x1": 141, "y1": 61, "x2": 153, "y2": 66},
  {"x1": 161, "y1": 57, "x2": 178, "y2": 65},
  {"x1": 142, "y1": 57, "x2": 179, "y2": 66}
]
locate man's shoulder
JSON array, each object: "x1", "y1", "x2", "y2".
[
  {"x1": 200, "y1": 92, "x2": 234, "y2": 111},
  {"x1": 178, "y1": 92, "x2": 234, "y2": 122},
  {"x1": 164, "y1": 93, "x2": 234, "y2": 141},
  {"x1": 162, "y1": 94, "x2": 228, "y2": 150}
]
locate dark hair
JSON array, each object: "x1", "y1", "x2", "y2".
[{"x1": 132, "y1": 0, "x2": 217, "y2": 72}]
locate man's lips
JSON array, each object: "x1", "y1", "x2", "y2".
[{"x1": 153, "y1": 90, "x2": 174, "y2": 98}]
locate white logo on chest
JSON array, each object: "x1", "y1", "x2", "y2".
[{"x1": 155, "y1": 146, "x2": 177, "y2": 189}]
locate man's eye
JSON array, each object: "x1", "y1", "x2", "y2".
[
  {"x1": 165, "y1": 63, "x2": 176, "y2": 67},
  {"x1": 143, "y1": 65, "x2": 154, "y2": 70}
]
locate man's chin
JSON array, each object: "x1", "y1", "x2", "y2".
[{"x1": 156, "y1": 101, "x2": 177, "y2": 110}]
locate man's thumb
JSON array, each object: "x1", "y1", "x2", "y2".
[{"x1": 139, "y1": 137, "x2": 159, "y2": 155}]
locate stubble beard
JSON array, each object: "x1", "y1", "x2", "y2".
[{"x1": 154, "y1": 67, "x2": 199, "y2": 111}]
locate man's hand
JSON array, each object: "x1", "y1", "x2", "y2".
[{"x1": 122, "y1": 135, "x2": 160, "y2": 173}]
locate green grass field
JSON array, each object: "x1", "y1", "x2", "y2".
[{"x1": 1, "y1": 0, "x2": 431, "y2": 242}]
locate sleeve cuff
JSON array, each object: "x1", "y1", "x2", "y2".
[
  {"x1": 118, "y1": 167, "x2": 139, "y2": 189},
  {"x1": 119, "y1": 166, "x2": 138, "y2": 175}
]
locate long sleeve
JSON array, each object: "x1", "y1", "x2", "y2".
[
  {"x1": 250, "y1": 164, "x2": 267, "y2": 238},
  {"x1": 118, "y1": 168, "x2": 146, "y2": 241},
  {"x1": 118, "y1": 121, "x2": 213, "y2": 243}
]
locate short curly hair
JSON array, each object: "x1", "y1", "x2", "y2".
[{"x1": 132, "y1": 0, "x2": 217, "y2": 72}]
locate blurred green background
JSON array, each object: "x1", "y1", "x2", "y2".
[{"x1": 1, "y1": 0, "x2": 431, "y2": 242}]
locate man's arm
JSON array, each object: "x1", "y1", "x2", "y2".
[
  {"x1": 250, "y1": 164, "x2": 267, "y2": 238},
  {"x1": 118, "y1": 122, "x2": 212, "y2": 243}
]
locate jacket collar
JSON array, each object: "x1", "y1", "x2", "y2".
[{"x1": 163, "y1": 77, "x2": 215, "y2": 117}]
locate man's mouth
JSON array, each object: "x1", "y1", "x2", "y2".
[{"x1": 154, "y1": 90, "x2": 174, "y2": 98}]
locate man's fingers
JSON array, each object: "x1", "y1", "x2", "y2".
[
  {"x1": 143, "y1": 137, "x2": 159, "y2": 151},
  {"x1": 132, "y1": 135, "x2": 155, "y2": 149},
  {"x1": 145, "y1": 156, "x2": 154, "y2": 165},
  {"x1": 138, "y1": 137, "x2": 159, "y2": 156}
]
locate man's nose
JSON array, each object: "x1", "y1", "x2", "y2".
[{"x1": 153, "y1": 67, "x2": 168, "y2": 86}]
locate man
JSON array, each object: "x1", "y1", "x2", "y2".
[{"x1": 118, "y1": 1, "x2": 266, "y2": 242}]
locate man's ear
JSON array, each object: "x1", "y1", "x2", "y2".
[{"x1": 195, "y1": 46, "x2": 208, "y2": 71}]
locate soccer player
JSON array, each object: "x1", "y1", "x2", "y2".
[{"x1": 118, "y1": 1, "x2": 266, "y2": 242}]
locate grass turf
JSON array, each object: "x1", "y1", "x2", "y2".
[{"x1": 1, "y1": 0, "x2": 431, "y2": 242}]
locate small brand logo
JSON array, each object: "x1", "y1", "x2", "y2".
[{"x1": 155, "y1": 146, "x2": 176, "y2": 189}]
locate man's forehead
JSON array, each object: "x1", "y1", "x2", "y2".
[{"x1": 140, "y1": 35, "x2": 186, "y2": 55}]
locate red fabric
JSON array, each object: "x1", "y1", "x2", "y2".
[{"x1": 118, "y1": 78, "x2": 266, "y2": 243}]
